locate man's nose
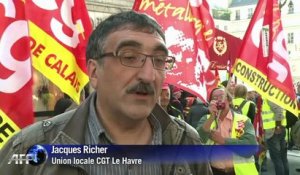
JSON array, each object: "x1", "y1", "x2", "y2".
[{"x1": 137, "y1": 58, "x2": 155, "y2": 83}]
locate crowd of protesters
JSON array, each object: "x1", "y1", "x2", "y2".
[
  {"x1": 1, "y1": 10, "x2": 299, "y2": 175},
  {"x1": 159, "y1": 80, "x2": 300, "y2": 175}
]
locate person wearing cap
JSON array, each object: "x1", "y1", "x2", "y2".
[
  {"x1": 158, "y1": 83, "x2": 171, "y2": 111},
  {"x1": 170, "y1": 86, "x2": 184, "y2": 119},
  {"x1": 159, "y1": 83, "x2": 184, "y2": 119}
]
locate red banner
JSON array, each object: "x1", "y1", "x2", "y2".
[
  {"x1": 0, "y1": 0, "x2": 32, "y2": 148},
  {"x1": 133, "y1": 0, "x2": 216, "y2": 102},
  {"x1": 26, "y1": 0, "x2": 92, "y2": 104},
  {"x1": 0, "y1": 0, "x2": 92, "y2": 149},
  {"x1": 209, "y1": 29, "x2": 242, "y2": 70},
  {"x1": 233, "y1": 0, "x2": 298, "y2": 116}
]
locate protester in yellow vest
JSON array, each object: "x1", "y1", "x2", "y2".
[
  {"x1": 233, "y1": 84, "x2": 256, "y2": 123},
  {"x1": 262, "y1": 98, "x2": 289, "y2": 175},
  {"x1": 197, "y1": 87, "x2": 258, "y2": 175}
]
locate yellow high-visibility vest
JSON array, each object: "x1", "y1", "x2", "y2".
[
  {"x1": 205, "y1": 113, "x2": 258, "y2": 175},
  {"x1": 232, "y1": 98, "x2": 251, "y2": 115},
  {"x1": 261, "y1": 100, "x2": 286, "y2": 130}
]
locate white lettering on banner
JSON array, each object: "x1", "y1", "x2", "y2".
[
  {"x1": 0, "y1": 0, "x2": 16, "y2": 18},
  {"x1": 189, "y1": 0, "x2": 203, "y2": 7},
  {"x1": 270, "y1": 31, "x2": 288, "y2": 82},
  {"x1": 32, "y1": 0, "x2": 83, "y2": 48},
  {"x1": 251, "y1": 18, "x2": 263, "y2": 48},
  {"x1": 51, "y1": 0, "x2": 82, "y2": 48},
  {"x1": 251, "y1": 19, "x2": 288, "y2": 83},
  {"x1": 268, "y1": 59, "x2": 287, "y2": 82},
  {"x1": 0, "y1": 20, "x2": 31, "y2": 93},
  {"x1": 32, "y1": 0, "x2": 58, "y2": 10}
]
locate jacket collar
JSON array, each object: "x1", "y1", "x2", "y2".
[
  {"x1": 151, "y1": 104, "x2": 185, "y2": 145},
  {"x1": 52, "y1": 93, "x2": 184, "y2": 145},
  {"x1": 51, "y1": 93, "x2": 93, "y2": 145}
]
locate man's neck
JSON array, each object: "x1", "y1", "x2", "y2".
[
  {"x1": 96, "y1": 104, "x2": 153, "y2": 145},
  {"x1": 219, "y1": 109, "x2": 230, "y2": 121},
  {"x1": 106, "y1": 118, "x2": 152, "y2": 145}
]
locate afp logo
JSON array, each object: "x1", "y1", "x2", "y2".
[{"x1": 8, "y1": 145, "x2": 48, "y2": 165}]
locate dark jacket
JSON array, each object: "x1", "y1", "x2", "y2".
[
  {"x1": 0, "y1": 93, "x2": 212, "y2": 175},
  {"x1": 187, "y1": 102, "x2": 210, "y2": 129}
]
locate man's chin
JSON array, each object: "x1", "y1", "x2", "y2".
[{"x1": 125, "y1": 105, "x2": 154, "y2": 120}]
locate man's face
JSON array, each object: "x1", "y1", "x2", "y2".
[
  {"x1": 228, "y1": 79, "x2": 236, "y2": 94},
  {"x1": 247, "y1": 91, "x2": 256, "y2": 101},
  {"x1": 173, "y1": 91, "x2": 182, "y2": 99},
  {"x1": 88, "y1": 29, "x2": 166, "y2": 121},
  {"x1": 210, "y1": 89, "x2": 230, "y2": 110},
  {"x1": 160, "y1": 88, "x2": 170, "y2": 109}
]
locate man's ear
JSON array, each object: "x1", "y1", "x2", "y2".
[{"x1": 87, "y1": 59, "x2": 98, "y2": 89}]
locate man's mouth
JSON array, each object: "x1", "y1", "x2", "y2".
[{"x1": 135, "y1": 91, "x2": 149, "y2": 96}]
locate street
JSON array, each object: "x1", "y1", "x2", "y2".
[{"x1": 262, "y1": 149, "x2": 300, "y2": 175}]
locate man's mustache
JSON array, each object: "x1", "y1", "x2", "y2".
[{"x1": 126, "y1": 83, "x2": 155, "y2": 95}]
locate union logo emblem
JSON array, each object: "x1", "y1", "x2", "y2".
[{"x1": 213, "y1": 36, "x2": 227, "y2": 56}]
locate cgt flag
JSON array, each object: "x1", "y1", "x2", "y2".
[
  {"x1": 26, "y1": 0, "x2": 92, "y2": 104},
  {"x1": 233, "y1": 0, "x2": 298, "y2": 116},
  {"x1": 133, "y1": 0, "x2": 217, "y2": 102},
  {"x1": 0, "y1": 0, "x2": 92, "y2": 149},
  {"x1": 0, "y1": 1, "x2": 32, "y2": 149}
]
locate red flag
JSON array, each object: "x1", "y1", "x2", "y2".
[
  {"x1": 214, "y1": 66, "x2": 220, "y2": 86},
  {"x1": 253, "y1": 95, "x2": 263, "y2": 141},
  {"x1": 133, "y1": 0, "x2": 216, "y2": 102},
  {"x1": 0, "y1": 0, "x2": 33, "y2": 149},
  {"x1": 253, "y1": 95, "x2": 266, "y2": 169},
  {"x1": 233, "y1": 0, "x2": 298, "y2": 116},
  {"x1": 209, "y1": 29, "x2": 242, "y2": 70},
  {"x1": 26, "y1": 0, "x2": 92, "y2": 104}
]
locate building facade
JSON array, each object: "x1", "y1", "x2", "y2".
[{"x1": 86, "y1": 0, "x2": 134, "y2": 28}]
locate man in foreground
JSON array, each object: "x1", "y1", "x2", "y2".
[{"x1": 0, "y1": 11, "x2": 211, "y2": 175}]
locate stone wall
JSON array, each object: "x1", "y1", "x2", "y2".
[{"x1": 86, "y1": 0, "x2": 134, "y2": 28}]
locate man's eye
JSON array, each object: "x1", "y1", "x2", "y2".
[
  {"x1": 123, "y1": 56, "x2": 138, "y2": 60},
  {"x1": 120, "y1": 52, "x2": 140, "y2": 62},
  {"x1": 154, "y1": 56, "x2": 166, "y2": 64}
]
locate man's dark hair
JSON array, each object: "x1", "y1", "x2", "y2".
[{"x1": 86, "y1": 11, "x2": 165, "y2": 61}]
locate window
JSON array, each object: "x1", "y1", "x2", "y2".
[
  {"x1": 288, "y1": 0, "x2": 294, "y2": 14},
  {"x1": 248, "y1": 8, "x2": 253, "y2": 19},
  {"x1": 288, "y1": 33, "x2": 294, "y2": 44},
  {"x1": 235, "y1": 10, "x2": 240, "y2": 20}
]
